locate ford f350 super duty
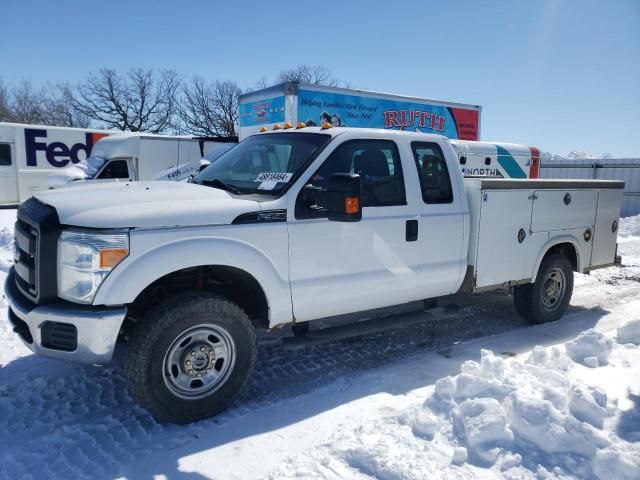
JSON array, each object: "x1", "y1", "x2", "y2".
[{"x1": 4, "y1": 125, "x2": 624, "y2": 423}]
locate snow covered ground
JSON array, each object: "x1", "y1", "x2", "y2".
[{"x1": 0, "y1": 209, "x2": 639, "y2": 480}]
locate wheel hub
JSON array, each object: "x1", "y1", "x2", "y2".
[
  {"x1": 163, "y1": 324, "x2": 236, "y2": 399},
  {"x1": 542, "y1": 267, "x2": 566, "y2": 310},
  {"x1": 183, "y1": 344, "x2": 215, "y2": 376}
]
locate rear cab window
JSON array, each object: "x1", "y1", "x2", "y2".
[{"x1": 411, "y1": 142, "x2": 454, "y2": 204}]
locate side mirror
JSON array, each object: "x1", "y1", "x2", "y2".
[{"x1": 326, "y1": 173, "x2": 362, "y2": 222}]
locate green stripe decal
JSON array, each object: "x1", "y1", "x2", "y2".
[{"x1": 496, "y1": 145, "x2": 526, "y2": 178}]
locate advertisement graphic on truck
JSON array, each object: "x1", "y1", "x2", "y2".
[
  {"x1": 239, "y1": 83, "x2": 481, "y2": 141},
  {"x1": 0, "y1": 122, "x2": 112, "y2": 204}
]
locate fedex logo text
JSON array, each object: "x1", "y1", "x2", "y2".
[
  {"x1": 25, "y1": 128, "x2": 108, "y2": 168},
  {"x1": 383, "y1": 110, "x2": 446, "y2": 132}
]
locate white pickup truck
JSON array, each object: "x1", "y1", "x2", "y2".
[{"x1": 4, "y1": 126, "x2": 624, "y2": 423}]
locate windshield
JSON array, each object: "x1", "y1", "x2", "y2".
[{"x1": 193, "y1": 133, "x2": 331, "y2": 194}]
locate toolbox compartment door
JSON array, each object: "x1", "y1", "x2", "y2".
[
  {"x1": 591, "y1": 189, "x2": 623, "y2": 268},
  {"x1": 531, "y1": 190, "x2": 597, "y2": 232},
  {"x1": 474, "y1": 190, "x2": 533, "y2": 288}
]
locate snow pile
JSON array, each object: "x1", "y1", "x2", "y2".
[
  {"x1": 617, "y1": 319, "x2": 640, "y2": 346},
  {"x1": 0, "y1": 225, "x2": 13, "y2": 273},
  {"x1": 0, "y1": 226, "x2": 11, "y2": 249},
  {"x1": 618, "y1": 214, "x2": 640, "y2": 238},
  {"x1": 423, "y1": 344, "x2": 640, "y2": 478},
  {"x1": 565, "y1": 330, "x2": 613, "y2": 367},
  {"x1": 46, "y1": 155, "x2": 106, "y2": 188},
  {"x1": 565, "y1": 150, "x2": 597, "y2": 160}
]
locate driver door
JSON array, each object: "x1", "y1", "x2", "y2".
[{"x1": 287, "y1": 139, "x2": 424, "y2": 321}]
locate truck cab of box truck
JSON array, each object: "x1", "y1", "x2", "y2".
[{"x1": 47, "y1": 134, "x2": 237, "y2": 187}]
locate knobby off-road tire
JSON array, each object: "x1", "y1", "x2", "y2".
[
  {"x1": 124, "y1": 291, "x2": 256, "y2": 424},
  {"x1": 513, "y1": 253, "x2": 574, "y2": 325}
]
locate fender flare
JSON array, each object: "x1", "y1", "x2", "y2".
[
  {"x1": 92, "y1": 235, "x2": 293, "y2": 326},
  {"x1": 529, "y1": 234, "x2": 585, "y2": 282}
]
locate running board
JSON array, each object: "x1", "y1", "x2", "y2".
[{"x1": 282, "y1": 305, "x2": 460, "y2": 350}]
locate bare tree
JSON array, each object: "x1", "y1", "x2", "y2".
[
  {"x1": 180, "y1": 77, "x2": 241, "y2": 137},
  {"x1": 0, "y1": 78, "x2": 10, "y2": 122},
  {"x1": 40, "y1": 83, "x2": 90, "y2": 127},
  {"x1": 10, "y1": 79, "x2": 46, "y2": 124},
  {"x1": 72, "y1": 68, "x2": 180, "y2": 133},
  {"x1": 275, "y1": 65, "x2": 338, "y2": 86}
]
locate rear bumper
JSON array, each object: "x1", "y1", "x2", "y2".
[{"x1": 3, "y1": 268, "x2": 126, "y2": 365}]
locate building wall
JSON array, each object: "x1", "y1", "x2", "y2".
[{"x1": 540, "y1": 159, "x2": 640, "y2": 218}]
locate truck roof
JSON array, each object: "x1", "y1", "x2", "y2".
[
  {"x1": 450, "y1": 140, "x2": 535, "y2": 157},
  {"x1": 0, "y1": 121, "x2": 112, "y2": 134},
  {"x1": 239, "y1": 82, "x2": 481, "y2": 111},
  {"x1": 257, "y1": 126, "x2": 448, "y2": 142}
]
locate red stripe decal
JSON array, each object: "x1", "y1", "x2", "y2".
[{"x1": 528, "y1": 146, "x2": 540, "y2": 178}]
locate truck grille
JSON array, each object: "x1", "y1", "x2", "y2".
[{"x1": 14, "y1": 197, "x2": 60, "y2": 304}]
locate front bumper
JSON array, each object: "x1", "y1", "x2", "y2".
[{"x1": 3, "y1": 268, "x2": 126, "y2": 365}]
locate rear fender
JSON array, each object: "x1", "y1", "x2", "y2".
[{"x1": 530, "y1": 235, "x2": 584, "y2": 282}]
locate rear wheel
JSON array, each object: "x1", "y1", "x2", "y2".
[
  {"x1": 514, "y1": 253, "x2": 573, "y2": 324},
  {"x1": 124, "y1": 291, "x2": 256, "y2": 424}
]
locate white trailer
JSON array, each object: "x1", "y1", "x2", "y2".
[
  {"x1": 240, "y1": 84, "x2": 540, "y2": 179},
  {"x1": 239, "y1": 82, "x2": 482, "y2": 141},
  {"x1": 0, "y1": 122, "x2": 112, "y2": 204}
]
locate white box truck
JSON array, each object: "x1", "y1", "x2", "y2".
[
  {"x1": 47, "y1": 133, "x2": 237, "y2": 188},
  {"x1": 5, "y1": 125, "x2": 623, "y2": 423},
  {"x1": 239, "y1": 83, "x2": 482, "y2": 141},
  {"x1": 0, "y1": 122, "x2": 112, "y2": 204},
  {"x1": 240, "y1": 84, "x2": 540, "y2": 179}
]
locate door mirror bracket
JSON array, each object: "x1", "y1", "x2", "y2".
[{"x1": 326, "y1": 173, "x2": 362, "y2": 222}]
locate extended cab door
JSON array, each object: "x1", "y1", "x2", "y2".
[
  {"x1": 0, "y1": 143, "x2": 18, "y2": 204},
  {"x1": 287, "y1": 136, "x2": 425, "y2": 321},
  {"x1": 411, "y1": 141, "x2": 467, "y2": 295}
]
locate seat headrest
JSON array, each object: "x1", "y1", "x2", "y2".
[{"x1": 355, "y1": 149, "x2": 390, "y2": 177}]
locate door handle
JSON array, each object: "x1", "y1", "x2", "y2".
[{"x1": 406, "y1": 220, "x2": 418, "y2": 242}]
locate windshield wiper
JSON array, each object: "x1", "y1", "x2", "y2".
[{"x1": 199, "y1": 178, "x2": 242, "y2": 195}]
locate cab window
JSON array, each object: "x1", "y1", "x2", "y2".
[
  {"x1": 0, "y1": 144, "x2": 11, "y2": 166},
  {"x1": 98, "y1": 160, "x2": 129, "y2": 179},
  {"x1": 297, "y1": 139, "x2": 406, "y2": 218},
  {"x1": 411, "y1": 142, "x2": 453, "y2": 204}
]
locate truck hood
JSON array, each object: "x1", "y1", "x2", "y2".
[{"x1": 34, "y1": 181, "x2": 261, "y2": 228}]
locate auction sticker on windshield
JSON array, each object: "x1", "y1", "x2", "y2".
[{"x1": 255, "y1": 172, "x2": 293, "y2": 183}]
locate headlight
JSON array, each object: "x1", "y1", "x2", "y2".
[{"x1": 57, "y1": 230, "x2": 129, "y2": 304}]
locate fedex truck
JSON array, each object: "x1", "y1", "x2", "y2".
[
  {"x1": 238, "y1": 83, "x2": 539, "y2": 179},
  {"x1": 0, "y1": 122, "x2": 112, "y2": 205},
  {"x1": 47, "y1": 133, "x2": 237, "y2": 188}
]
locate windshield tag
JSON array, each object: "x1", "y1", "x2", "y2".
[
  {"x1": 258, "y1": 180, "x2": 279, "y2": 190},
  {"x1": 255, "y1": 172, "x2": 293, "y2": 183}
]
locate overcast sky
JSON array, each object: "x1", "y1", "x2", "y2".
[{"x1": 1, "y1": 0, "x2": 639, "y2": 156}]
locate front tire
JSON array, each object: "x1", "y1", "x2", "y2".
[
  {"x1": 124, "y1": 291, "x2": 256, "y2": 424},
  {"x1": 513, "y1": 253, "x2": 574, "y2": 325}
]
